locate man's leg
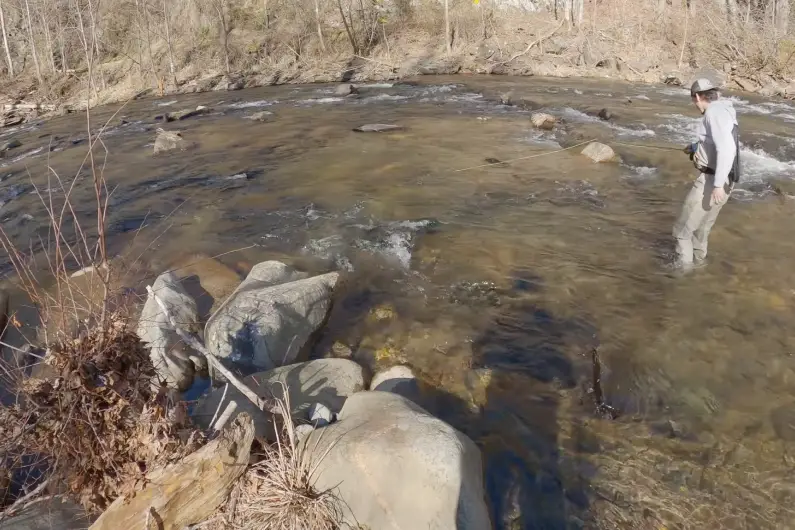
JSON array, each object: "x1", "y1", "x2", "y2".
[
  {"x1": 693, "y1": 180, "x2": 731, "y2": 263},
  {"x1": 672, "y1": 175, "x2": 709, "y2": 269}
]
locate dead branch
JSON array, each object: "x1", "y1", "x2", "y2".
[
  {"x1": 145, "y1": 286, "x2": 280, "y2": 415},
  {"x1": 497, "y1": 21, "x2": 564, "y2": 66}
]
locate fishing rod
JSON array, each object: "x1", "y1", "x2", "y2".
[{"x1": 453, "y1": 139, "x2": 683, "y2": 172}]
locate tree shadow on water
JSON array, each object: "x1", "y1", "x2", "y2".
[{"x1": 417, "y1": 298, "x2": 599, "y2": 530}]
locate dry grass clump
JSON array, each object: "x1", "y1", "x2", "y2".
[
  {"x1": 225, "y1": 394, "x2": 342, "y2": 530},
  {"x1": 0, "y1": 315, "x2": 205, "y2": 512}
]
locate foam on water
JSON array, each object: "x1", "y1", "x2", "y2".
[
  {"x1": 738, "y1": 145, "x2": 795, "y2": 182},
  {"x1": 560, "y1": 108, "x2": 656, "y2": 137},
  {"x1": 156, "y1": 100, "x2": 178, "y2": 107},
  {"x1": 362, "y1": 94, "x2": 410, "y2": 102},
  {"x1": 622, "y1": 164, "x2": 658, "y2": 179},
  {"x1": 357, "y1": 83, "x2": 395, "y2": 89},
  {"x1": 298, "y1": 97, "x2": 346, "y2": 105},
  {"x1": 226, "y1": 99, "x2": 277, "y2": 109},
  {"x1": 0, "y1": 146, "x2": 44, "y2": 168}
]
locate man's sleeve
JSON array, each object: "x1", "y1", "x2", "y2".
[{"x1": 708, "y1": 109, "x2": 737, "y2": 188}]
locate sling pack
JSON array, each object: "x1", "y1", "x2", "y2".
[{"x1": 695, "y1": 124, "x2": 741, "y2": 184}]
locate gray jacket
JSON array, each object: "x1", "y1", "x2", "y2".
[{"x1": 693, "y1": 98, "x2": 738, "y2": 188}]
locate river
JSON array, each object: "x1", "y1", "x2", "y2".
[{"x1": 2, "y1": 76, "x2": 795, "y2": 529}]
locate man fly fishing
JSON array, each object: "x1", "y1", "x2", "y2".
[{"x1": 673, "y1": 78, "x2": 741, "y2": 272}]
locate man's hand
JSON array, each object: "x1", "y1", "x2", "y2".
[
  {"x1": 711, "y1": 186, "x2": 727, "y2": 205},
  {"x1": 683, "y1": 143, "x2": 697, "y2": 155}
]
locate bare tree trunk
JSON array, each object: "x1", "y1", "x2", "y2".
[
  {"x1": 86, "y1": 0, "x2": 106, "y2": 89},
  {"x1": 56, "y1": 12, "x2": 68, "y2": 72},
  {"x1": 336, "y1": 0, "x2": 359, "y2": 54},
  {"x1": 38, "y1": 2, "x2": 57, "y2": 73},
  {"x1": 773, "y1": 0, "x2": 789, "y2": 33},
  {"x1": 444, "y1": 0, "x2": 451, "y2": 53},
  {"x1": 572, "y1": 0, "x2": 583, "y2": 26},
  {"x1": 163, "y1": 0, "x2": 178, "y2": 87},
  {"x1": 313, "y1": 0, "x2": 325, "y2": 51},
  {"x1": 563, "y1": 0, "x2": 572, "y2": 28},
  {"x1": 212, "y1": 0, "x2": 232, "y2": 74},
  {"x1": 0, "y1": 0, "x2": 14, "y2": 78},
  {"x1": 24, "y1": 0, "x2": 43, "y2": 83}
]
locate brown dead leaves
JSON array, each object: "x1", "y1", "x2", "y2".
[{"x1": 0, "y1": 315, "x2": 205, "y2": 512}]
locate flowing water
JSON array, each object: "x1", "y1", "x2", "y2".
[{"x1": 2, "y1": 77, "x2": 795, "y2": 529}]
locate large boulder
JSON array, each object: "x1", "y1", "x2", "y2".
[
  {"x1": 153, "y1": 128, "x2": 188, "y2": 154},
  {"x1": 136, "y1": 271, "x2": 200, "y2": 390},
  {"x1": 305, "y1": 392, "x2": 492, "y2": 530},
  {"x1": 192, "y1": 358, "x2": 367, "y2": 439},
  {"x1": 581, "y1": 141, "x2": 616, "y2": 163},
  {"x1": 334, "y1": 83, "x2": 358, "y2": 96},
  {"x1": 370, "y1": 364, "x2": 421, "y2": 403},
  {"x1": 205, "y1": 261, "x2": 339, "y2": 375}
]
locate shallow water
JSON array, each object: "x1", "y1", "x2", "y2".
[{"x1": 2, "y1": 76, "x2": 795, "y2": 528}]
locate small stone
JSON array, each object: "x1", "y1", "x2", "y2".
[
  {"x1": 225, "y1": 173, "x2": 248, "y2": 181},
  {"x1": 309, "y1": 402, "x2": 334, "y2": 427},
  {"x1": 370, "y1": 304, "x2": 396, "y2": 321},
  {"x1": 499, "y1": 92, "x2": 513, "y2": 106},
  {"x1": 153, "y1": 128, "x2": 187, "y2": 154},
  {"x1": 581, "y1": 142, "x2": 616, "y2": 163},
  {"x1": 530, "y1": 112, "x2": 557, "y2": 130},
  {"x1": 597, "y1": 108, "x2": 613, "y2": 121},
  {"x1": 331, "y1": 341, "x2": 353, "y2": 358}
]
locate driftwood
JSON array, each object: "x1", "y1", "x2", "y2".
[
  {"x1": 145, "y1": 285, "x2": 278, "y2": 414},
  {"x1": 89, "y1": 413, "x2": 255, "y2": 530}
]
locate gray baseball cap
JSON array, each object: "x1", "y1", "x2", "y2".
[{"x1": 690, "y1": 78, "x2": 716, "y2": 95}]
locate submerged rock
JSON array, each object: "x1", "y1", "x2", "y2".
[
  {"x1": 165, "y1": 106, "x2": 210, "y2": 122},
  {"x1": 305, "y1": 392, "x2": 492, "y2": 530},
  {"x1": 597, "y1": 108, "x2": 613, "y2": 121},
  {"x1": 581, "y1": 142, "x2": 616, "y2": 163},
  {"x1": 153, "y1": 128, "x2": 187, "y2": 154},
  {"x1": 353, "y1": 123, "x2": 404, "y2": 133},
  {"x1": 137, "y1": 271, "x2": 200, "y2": 390},
  {"x1": 193, "y1": 358, "x2": 366, "y2": 439},
  {"x1": 530, "y1": 112, "x2": 557, "y2": 130},
  {"x1": 245, "y1": 110, "x2": 273, "y2": 122},
  {"x1": 1, "y1": 138, "x2": 21, "y2": 152},
  {"x1": 204, "y1": 261, "x2": 339, "y2": 374}
]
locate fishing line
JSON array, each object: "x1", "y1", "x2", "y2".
[{"x1": 451, "y1": 139, "x2": 682, "y2": 173}]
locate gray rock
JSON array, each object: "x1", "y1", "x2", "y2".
[
  {"x1": 370, "y1": 365, "x2": 421, "y2": 402},
  {"x1": 0, "y1": 499, "x2": 93, "y2": 529},
  {"x1": 1, "y1": 139, "x2": 21, "y2": 151},
  {"x1": 353, "y1": 123, "x2": 403, "y2": 133},
  {"x1": 309, "y1": 402, "x2": 334, "y2": 427},
  {"x1": 205, "y1": 261, "x2": 339, "y2": 373},
  {"x1": 581, "y1": 142, "x2": 616, "y2": 163},
  {"x1": 530, "y1": 112, "x2": 557, "y2": 130},
  {"x1": 733, "y1": 76, "x2": 758, "y2": 93},
  {"x1": 334, "y1": 83, "x2": 358, "y2": 96},
  {"x1": 136, "y1": 271, "x2": 200, "y2": 390},
  {"x1": 192, "y1": 358, "x2": 366, "y2": 440},
  {"x1": 214, "y1": 75, "x2": 244, "y2": 91},
  {"x1": 295, "y1": 423, "x2": 314, "y2": 442},
  {"x1": 153, "y1": 128, "x2": 187, "y2": 154},
  {"x1": 417, "y1": 58, "x2": 461, "y2": 75},
  {"x1": 597, "y1": 108, "x2": 613, "y2": 121},
  {"x1": 305, "y1": 392, "x2": 492, "y2": 530},
  {"x1": 165, "y1": 106, "x2": 210, "y2": 122},
  {"x1": 245, "y1": 110, "x2": 273, "y2": 122}
]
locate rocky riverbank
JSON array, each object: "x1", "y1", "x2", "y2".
[{"x1": 0, "y1": 259, "x2": 493, "y2": 529}]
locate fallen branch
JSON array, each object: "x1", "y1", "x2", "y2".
[
  {"x1": 497, "y1": 21, "x2": 564, "y2": 66},
  {"x1": 0, "y1": 479, "x2": 50, "y2": 521},
  {"x1": 145, "y1": 286, "x2": 279, "y2": 415}
]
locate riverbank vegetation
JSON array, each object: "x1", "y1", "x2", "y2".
[{"x1": 0, "y1": 0, "x2": 794, "y2": 109}]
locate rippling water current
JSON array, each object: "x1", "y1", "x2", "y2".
[{"x1": 2, "y1": 76, "x2": 795, "y2": 529}]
